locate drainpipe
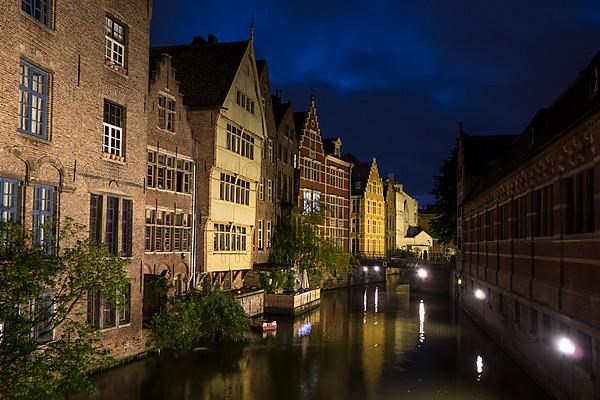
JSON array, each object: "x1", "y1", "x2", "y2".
[{"x1": 189, "y1": 132, "x2": 198, "y2": 291}]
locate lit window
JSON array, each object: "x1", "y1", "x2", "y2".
[
  {"x1": 103, "y1": 101, "x2": 124, "y2": 157},
  {"x1": 32, "y1": 185, "x2": 53, "y2": 253}
]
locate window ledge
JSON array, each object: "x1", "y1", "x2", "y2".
[
  {"x1": 102, "y1": 152, "x2": 126, "y2": 164},
  {"x1": 17, "y1": 129, "x2": 50, "y2": 144},
  {"x1": 157, "y1": 127, "x2": 176, "y2": 135},
  {"x1": 104, "y1": 61, "x2": 128, "y2": 77},
  {"x1": 145, "y1": 251, "x2": 191, "y2": 255},
  {"x1": 147, "y1": 187, "x2": 192, "y2": 196}
]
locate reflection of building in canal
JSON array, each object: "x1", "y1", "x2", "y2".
[
  {"x1": 275, "y1": 306, "x2": 322, "y2": 340},
  {"x1": 361, "y1": 286, "x2": 385, "y2": 399}
]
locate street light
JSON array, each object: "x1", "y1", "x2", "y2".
[
  {"x1": 363, "y1": 266, "x2": 368, "y2": 272},
  {"x1": 474, "y1": 289, "x2": 486, "y2": 300},
  {"x1": 374, "y1": 265, "x2": 380, "y2": 272},
  {"x1": 556, "y1": 337, "x2": 576, "y2": 356},
  {"x1": 417, "y1": 268, "x2": 428, "y2": 279}
]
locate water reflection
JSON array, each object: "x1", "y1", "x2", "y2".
[
  {"x1": 418, "y1": 300, "x2": 425, "y2": 344},
  {"x1": 476, "y1": 355, "x2": 484, "y2": 382},
  {"x1": 80, "y1": 275, "x2": 551, "y2": 400}
]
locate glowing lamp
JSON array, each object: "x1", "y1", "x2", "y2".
[
  {"x1": 474, "y1": 289, "x2": 486, "y2": 300},
  {"x1": 363, "y1": 266, "x2": 369, "y2": 272},
  {"x1": 556, "y1": 337, "x2": 576, "y2": 356},
  {"x1": 417, "y1": 268, "x2": 428, "y2": 279}
]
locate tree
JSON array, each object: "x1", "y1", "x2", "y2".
[
  {"x1": 430, "y1": 144, "x2": 457, "y2": 245},
  {"x1": 269, "y1": 206, "x2": 353, "y2": 288},
  {"x1": 152, "y1": 285, "x2": 248, "y2": 349},
  {"x1": 0, "y1": 219, "x2": 130, "y2": 400}
]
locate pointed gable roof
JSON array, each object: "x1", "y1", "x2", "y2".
[
  {"x1": 294, "y1": 96, "x2": 322, "y2": 140},
  {"x1": 151, "y1": 38, "x2": 249, "y2": 108}
]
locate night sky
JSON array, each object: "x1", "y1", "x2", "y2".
[{"x1": 151, "y1": 0, "x2": 600, "y2": 205}]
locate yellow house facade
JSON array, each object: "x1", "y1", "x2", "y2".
[{"x1": 349, "y1": 158, "x2": 385, "y2": 257}]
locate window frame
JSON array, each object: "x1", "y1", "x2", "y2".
[
  {"x1": 103, "y1": 100, "x2": 124, "y2": 158},
  {"x1": 18, "y1": 60, "x2": 49, "y2": 140}
]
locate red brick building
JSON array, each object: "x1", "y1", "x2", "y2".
[
  {"x1": 457, "y1": 53, "x2": 600, "y2": 399},
  {"x1": 0, "y1": 0, "x2": 151, "y2": 352},
  {"x1": 295, "y1": 98, "x2": 350, "y2": 251}
]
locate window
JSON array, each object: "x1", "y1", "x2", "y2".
[
  {"x1": 257, "y1": 220, "x2": 263, "y2": 250},
  {"x1": 226, "y1": 123, "x2": 254, "y2": 159},
  {"x1": 121, "y1": 199, "x2": 132, "y2": 256},
  {"x1": 147, "y1": 150, "x2": 192, "y2": 193},
  {"x1": 89, "y1": 194, "x2": 133, "y2": 255},
  {"x1": 512, "y1": 196, "x2": 527, "y2": 239},
  {"x1": 268, "y1": 139, "x2": 273, "y2": 162},
  {"x1": 103, "y1": 101, "x2": 124, "y2": 157},
  {"x1": 22, "y1": 0, "x2": 51, "y2": 26},
  {"x1": 213, "y1": 224, "x2": 247, "y2": 252},
  {"x1": 158, "y1": 94, "x2": 175, "y2": 132},
  {"x1": 145, "y1": 209, "x2": 191, "y2": 253},
  {"x1": 235, "y1": 89, "x2": 255, "y2": 114},
  {"x1": 302, "y1": 158, "x2": 321, "y2": 182},
  {"x1": 119, "y1": 284, "x2": 131, "y2": 325},
  {"x1": 105, "y1": 16, "x2": 126, "y2": 68},
  {"x1": 32, "y1": 292, "x2": 54, "y2": 344},
  {"x1": 266, "y1": 221, "x2": 272, "y2": 248},
  {"x1": 259, "y1": 177, "x2": 264, "y2": 201},
  {"x1": 19, "y1": 61, "x2": 48, "y2": 139},
  {"x1": 267, "y1": 179, "x2": 273, "y2": 203},
  {"x1": 533, "y1": 185, "x2": 553, "y2": 237},
  {"x1": 302, "y1": 190, "x2": 320, "y2": 214},
  {"x1": 529, "y1": 308, "x2": 538, "y2": 337},
  {"x1": 352, "y1": 199, "x2": 360, "y2": 214},
  {"x1": 87, "y1": 287, "x2": 128, "y2": 331},
  {"x1": 351, "y1": 218, "x2": 359, "y2": 233},
  {"x1": 0, "y1": 178, "x2": 19, "y2": 223},
  {"x1": 565, "y1": 169, "x2": 594, "y2": 234},
  {"x1": 32, "y1": 185, "x2": 53, "y2": 253},
  {"x1": 219, "y1": 173, "x2": 250, "y2": 205},
  {"x1": 499, "y1": 203, "x2": 509, "y2": 240}
]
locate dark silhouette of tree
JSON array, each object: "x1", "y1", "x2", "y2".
[{"x1": 430, "y1": 144, "x2": 457, "y2": 245}]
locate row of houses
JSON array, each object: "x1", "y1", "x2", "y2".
[
  {"x1": 0, "y1": 0, "x2": 428, "y2": 355},
  {"x1": 456, "y1": 50, "x2": 600, "y2": 398}
]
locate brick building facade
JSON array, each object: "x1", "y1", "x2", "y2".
[
  {"x1": 254, "y1": 60, "x2": 277, "y2": 265},
  {"x1": 295, "y1": 97, "x2": 350, "y2": 251},
  {"x1": 143, "y1": 53, "x2": 195, "y2": 320},
  {"x1": 0, "y1": 0, "x2": 151, "y2": 352},
  {"x1": 457, "y1": 53, "x2": 600, "y2": 399},
  {"x1": 153, "y1": 36, "x2": 266, "y2": 289}
]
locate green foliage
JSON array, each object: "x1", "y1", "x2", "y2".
[
  {"x1": 0, "y1": 219, "x2": 130, "y2": 400},
  {"x1": 196, "y1": 290, "x2": 248, "y2": 343},
  {"x1": 269, "y1": 207, "x2": 353, "y2": 288},
  {"x1": 152, "y1": 287, "x2": 248, "y2": 349},
  {"x1": 430, "y1": 144, "x2": 457, "y2": 245}
]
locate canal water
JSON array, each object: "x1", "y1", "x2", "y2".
[{"x1": 85, "y1": 276, "x2": 551, "y2": 399}]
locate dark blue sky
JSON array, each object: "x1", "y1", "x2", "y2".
[{"x1": 151, "y1": 0, "x2": 600, "y2": 205}]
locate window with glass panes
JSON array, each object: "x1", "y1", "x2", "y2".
[
  {"x1": 0, "y1": 178, "x2": 18, "y2": 223},
  {"x1": 32, "y1": 292, "x2": 54, "y2": 344},
  {"x1": 257, "y1": 220, "x2": 263, "y2": 250},
  {"x1": 226, "y1": 124, "x2": 255, "y2": 159},
  {"x1": 19, "y1": 61, "x2": 48, "y2": 139},
  {"x1": 145, "y1": 209, "x2": 191, "y2": 253},
  {"x1": 105, "y1": 16, "x2": 125, "y2": 68},
  {"x1": 219, "y1": 173, "x2": 250, "y2": 205},
  {"x1": 103, "y1": 101, "x2": 124, "y2": 156},
  {"x1": 89, "y1": 194, "x2": 132, "y2": 255},
  {"x1": 213, "y1": 224, "x2": 247, "y2": 252},
  {"x1": 147, "y1": 150, "x2": 192, "y2": 193},
  {"x1": 158, "y1": 94, "x2": 175, "y2": 131},
  {"x1": 22, "y1": 0, "x2": 51, "y2": 26},
  {"x1": 32, "y1": 185, "x2": 53, "y2": 253}
]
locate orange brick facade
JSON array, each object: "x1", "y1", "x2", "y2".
[{"x1": 0, "y1": 0, "x2": 151, "y2": 352}]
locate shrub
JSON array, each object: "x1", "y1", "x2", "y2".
[{"x1": 152, "y1": 289, "x2": 248, "y2": 350}]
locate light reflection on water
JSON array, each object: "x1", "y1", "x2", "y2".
[{"x1": 79, "y1": 275, "x2": 551, "y2": 400}]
